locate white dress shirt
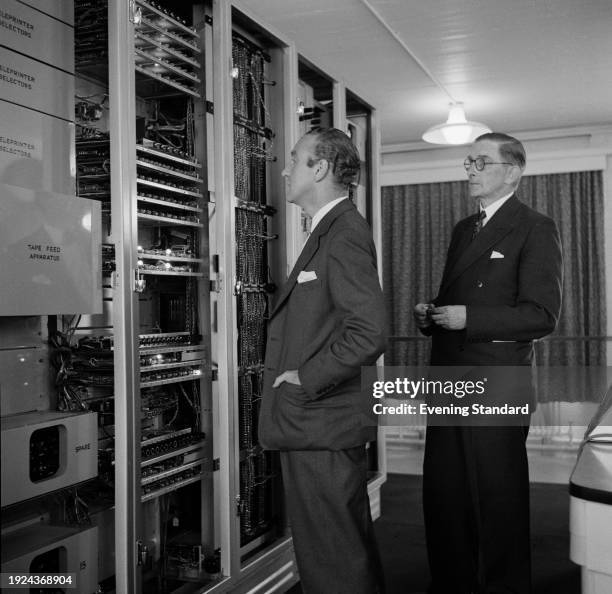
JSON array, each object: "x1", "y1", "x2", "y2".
[
  {"x1": 480, "y1": 192, "x2": 514, "y2": 226},
  {"x1": 310, "y1": 196, "x2": 348, "y2": 233}
]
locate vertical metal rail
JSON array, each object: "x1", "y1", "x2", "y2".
[
  {"x1": 282, "y1": 45, "x2": 299, "y2": 277},
  {"x1": 333, "y1": 80, "x2": 347, "y2": 131},
  {"x1": 108, "y1": 0, "x2": 141, "y2": 591},
  {"x1": 369, "y1": 105, "x2": 388, "y2": 486},
  {"x1": 212, "y1": 0, "x2": 239, "y2": 579},
  {"x1": 193, "y1": 1, "x2": 216, "y2": 564}
]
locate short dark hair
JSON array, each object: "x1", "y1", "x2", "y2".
[
  {"x1": 475, "y1": 132, "x2": 526, "y2": 170},
  {"x1": 305, "y1": 128, "x2": 360, "y2": 187}
]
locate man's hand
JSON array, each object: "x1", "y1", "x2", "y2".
[
  {"x1": 414, "y1": 303, "x2": 434, "y2": 329},
  {"x1": 272, "y1": 369, "x2": 301, "y2": 388},
  {"x1": 430, "y1": 305, "x2": 466, "y2": 330}
]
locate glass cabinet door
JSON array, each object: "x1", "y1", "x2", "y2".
[{"x1": 73, "y1": 1, "x2": 218, "y2": 591}]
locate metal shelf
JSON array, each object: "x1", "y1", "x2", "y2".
[
  {"x1": 139, "y1": 269, "x2": 203, "y2": 277},
  {"x1": 139, "y1": 332, "x2": 194, "y2": 347},
  {"x1": 141, "y1": 427, "x2": 192, "y2": 447},
  {"x1": 136, "y1": 159, "x2": 202, "y2": 183},
  {"x1": 141, "y1": 471, "x2": 203, "y2": 502},
  {"x1": 135, "y1": 65, "x2": 201, "y2": 99},
  {"x1": 135, "y1": 31, "x2": 200, "y2": 69},
  {"x1": 76, "y1": 160, "x2": 111, "y2": 167},
  {"x1": 137, "y1": 251, "x2": 202, "y2": 264},
  {"x1": 138, "y1": 212, "x2": 202, "y2": 228},
  {"x1": 138, "y1": 15, "x2": 200, "y2": 54},
  {"x1": 141, "y1": 359, "x2": 205, "y2": 374},
  {"x1": 140, "y1": 433, "x2": 205, "y2": 463},
  {"x1": 142, "y1": 458, "x2": 205, "y2": 486},
  {"x1": 77, "y1": 173, "x2": 109, "y2": 179},
  {"x1": 76, "y1": 138, "x2": 110, "y2": 146},
  {"x1": 137, "y1": 195, "x2": 202, "y2": 213},
  {"x1": 140, "y1": 346, "x2": 204, "y2": 359},
  {"x1": 135, "y1": 48, "x2": 200, "y2": 84},
  {"x1": 136, "y1": 0, "x2": 199, "y2": 40},
  {"x1": 78, "y1": 192, "x2": 110, "y2": 198},
  {"x1": 137, "y1": 144, "x2": 201, "y2": 168},
  {"x1": 137, "y1": 177, "x2": 203, "y2": 198},
  {"x1": 140, "y1": 369, "x2": 203, "y2": 388}
]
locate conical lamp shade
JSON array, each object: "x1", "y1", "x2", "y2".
[{"x1": 422, "y1": 103, "x2": 491, "y2": 145}]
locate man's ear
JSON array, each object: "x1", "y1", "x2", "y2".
[
  {"x1": 506, "y1": 165, "x2": 522, "y2": 186},
  {"x1": 313, "y1": 159, "x2": 330, "y2": 182}
]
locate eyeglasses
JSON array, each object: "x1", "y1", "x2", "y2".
[{"x1": 464, "y1": 157, "x2": 514, "y2": 171}]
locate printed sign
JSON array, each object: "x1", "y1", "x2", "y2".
[
  {"x1": 0, "y1": 46, "x2": 73, "y2": 122},
  {"x1": 0, "y1": 183, "x2": 102, "y2": 315},
  {"x1": 1, "y1": 0, "x2": 74, "y2": 71},
  {"x1": 0, "y1": 100, "x2": 75, "y2": 194},
  {"x1": 16, "y1": 0, "x2": 74, "y2": 26}
]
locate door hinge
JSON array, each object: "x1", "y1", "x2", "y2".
[
  {"x1": 235, "y1": 495, "x2": 244, "y2": 517},
  {"x1": 210, "y1": 274, "x2": 222, "y2": 293},
  {"x1": 129, "y1": 0, "x2": 142, "y2": 25},
  {"x1": 136, "y1": 539, "x2": 148, "y2": 566},
  {"x1": 134, "y1": 267, "x2": 146, "y2": 293}
]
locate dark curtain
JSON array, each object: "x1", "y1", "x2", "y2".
[
  {"x1": 381, "y1": 171, "x2": 607, "y2": 382},
  {"x1": 520, "y1": 173, "x2": 606, "y2": 366},
  {"x1": 382, "y1": 180, "x2": 471, "y2": 366}
]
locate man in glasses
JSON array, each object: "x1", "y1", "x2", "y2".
[
  {"x1": 259, "y1": 128, "x2": 386, "y2": 593},
  {"x1": 413, "y1": 132, "x2": 563, "y2": 593}
]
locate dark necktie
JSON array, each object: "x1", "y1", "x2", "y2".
[{"x1": 471, "y1": 210, "x2": 486, "y2": 240}]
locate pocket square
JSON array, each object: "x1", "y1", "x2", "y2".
[
  {"x1": 297, "y1": 270, "x2": 318, "y2": 283},
  {"x1": 490, "y1": 251, "x2": 504, "y2": 259}
]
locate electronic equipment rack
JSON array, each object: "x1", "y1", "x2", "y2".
[{"x1": 0, "y1": 1, "x2": 384, "y2": 593}]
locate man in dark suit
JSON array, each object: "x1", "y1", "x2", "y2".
[
  {"x1": 414, "y1": 133, "x2": 563, "y2": 594},
  {"x1": 259, "y1": 128, "x2": 386, "y2": 594}
]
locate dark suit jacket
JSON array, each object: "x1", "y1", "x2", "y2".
[
  {"x1": 258, "y1": 199, "x2": 386, "y2": 451},
  {"x1": 427, "y1": 195, "x2": 563, "y2": 368}
]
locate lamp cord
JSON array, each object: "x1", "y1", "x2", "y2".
[{"x1": 358, "y1": 0, "x2": 456, "y2": 104}]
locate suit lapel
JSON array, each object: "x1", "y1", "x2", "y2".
[
  {"x1": 270, "y1": 199, "x2": 353, "y2": 318},
  {"x1": 441, "y1": 217, "x2": 474, "y2": 287},
  {"x1": 441, "y1": 195, "x2": 522, "y2": 293}
]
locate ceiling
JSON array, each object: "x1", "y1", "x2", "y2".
[{"x1": 238, "y1": 0, "x2": 612, "y2": 147}]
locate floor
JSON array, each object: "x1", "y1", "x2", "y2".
[
  {"x1": 288, "y1": 444, "x2": 581, "y2": 594},
  {"x1": 371, "y1": 474, "x2": 581, "y2": 594},
  {"x1": 386, "y1": 441, "x2": 579, "y2": 484}
]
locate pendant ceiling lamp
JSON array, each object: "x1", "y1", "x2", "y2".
[
  {"x1": 358, "y1": 0, "x2": 493, "y2": 146},
  {"x1": 422, "y1": 102, "x2": 491, "y2": 145}
]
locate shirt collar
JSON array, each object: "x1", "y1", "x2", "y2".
[
  {"x1": 480, "y1": 192, "x2": 514, "y2": 226},
  {"x1": 310, "y1": 196, "x2": 347, "y2": 232}
]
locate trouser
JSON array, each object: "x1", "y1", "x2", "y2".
[
  {"x1": 423, "y1": 425, "x2": 531, "y2": 594},
  {"x1": 280, "y1": 446, "x2": 385, "y2": 594}
]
